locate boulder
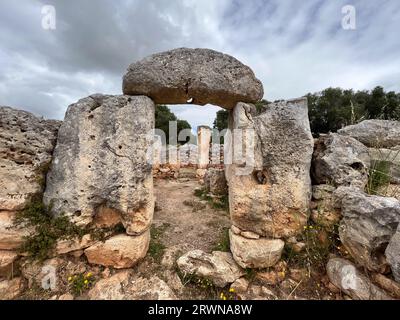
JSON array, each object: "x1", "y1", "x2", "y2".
[
  {"x1": 229, "y1": 230, "x2": 284, "y2": 269},
  {"x1": 43, "y1": 95, "x2": 154, "y2": 235},
  {"x1": 326, "y1": 257, "x2": 392, "y2": 300},
  {"x1": 334, "y1": 186, "x2": 400, "y2": 272},
  {"x1": 0, "y1": 107, "x2": 60, "y2": 211},
  {"x1": 84, "y1": 232, "x2": 149, "y2": 269},
  {"x1": 227, "y1": 98, "x2": 313, "y2": 238},
  {"x1": 122, "y1": 48, "x2": 263, "y2": 109},
  {"x1": 338, "y1": 120, "x2": 400, "y2": 148},
  {"x1": 0, "y1": 277, "x2": 25, "y2": 300},
  {"x1": 177, "y1": 250, "x2": 244, "y2": 288},
  {"x1": 204, "y1": 168, "x2": 228, "y2": 196},
  {"x1": 312, "y1": 133, "x2": 370, "y2": 189},
  {"x1": 385, "y1": 224, "x2": 400, "y2": 282}
]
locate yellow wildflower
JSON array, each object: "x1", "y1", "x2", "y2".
[
  {"x1": 86, "y1": 272, "x2": 92, "y2": 278},
  {"x1": 68, "y1": 276, "x2": 73, "y2": 282},
  {"x1": 229, "y1": 288, "x2": 235, "y2": 293},
  {"x1": 84, "y1": 279, "x2": 89, "y2": 285}
]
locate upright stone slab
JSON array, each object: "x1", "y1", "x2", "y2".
[
  {"x1": 227, "y1": 98, "x2": 314, "y2": 239},
  {"x1": 197, "y1": 126, "x2": 211, "y2": 169},
  {"x1": 43, "y1": 94, "x2": 155, "y2": 236}
]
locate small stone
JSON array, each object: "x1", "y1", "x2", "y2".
[
  {"x1": 240, "y1": 231, "x2": 260, "y2": 240},
  {"x1": 326, "y1": 257, "x2": 392, "y2": 300},
  {"x1": 102, "y1": 268, "x2": 111, "y2": 279},
  {"x1": 290, "y1": 269, "x2": 308, "y2": 282},
  {"x1": 231, "y1": 225, "x2": 241, "y2": 235},
  {"x1": 128, "y1": 276, "x2": 177, "y2": 300},
  {"x1": 161, "y1": 246, "x2": 183, "y2": 270},
  {"x1": 327, "y1": 282, "x2": 341, "y2": 294},
  {"x1": 261, "y1": 286, "x2": 277, "y2": 299},
  {"x1": 256, "y1": 271, "x2": 284, "y2": 286},
  {"x1": 230, "y1": 278, "x2": 249, "y2": 294},
  {"x1": 58, "y1": 293, "x2": 74, "y2": 300},
  {"x1": 291, "y1": 242, "x2": 306, "y2": 253},
  {"x1": 88, "y1": 271, "x2": 131, "y2": 300}
]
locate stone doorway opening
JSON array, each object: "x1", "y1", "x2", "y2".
[{"x1": 151, "y1": 106, "x2": 231, "y2": 257}]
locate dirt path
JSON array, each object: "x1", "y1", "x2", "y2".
[{"x1": 153, "y1": 173, "x2": 231, "y2": 254}]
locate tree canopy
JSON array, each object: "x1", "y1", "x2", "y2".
[
  {"x1": 155, "y1": 105, "x2": 193, "y2": 144},
  {"x1": 212, "y1": 86, "x2": 400, "y2": 137}
]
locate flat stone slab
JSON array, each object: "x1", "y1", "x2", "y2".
[{"x1": 123, "y1": 48, "x2": 264, "y2": 109}]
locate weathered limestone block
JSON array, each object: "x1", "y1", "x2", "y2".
[
  {"x1": 84, "y1": 232, "x2": 149, "y2": 269},
  {"x1": 55, "y1": 234, "x2": 96, "y2": 255},
  {"x1": 0, "y1": 211, "x2": 31, "y2": 250},
  {"x1": 0, "y1": 107, "x2": 60, "y2": 211},
  {"x1": 197, "y1": 126, "x2": 211, "y2": 169},
  {"x1": 0, "y1": 251, "x2": 18, "y2": 278},
  {"x1": 385, "y1": 224, "x2": 400, "y2": 282},
  {"x1": 334, "y1": 186, "x2": 400, "y2": 273},
  {"x1": 123, "y1": 48, "x2": 263, "y2": 109},
  {"x1": 43, "y1": 95, "x2": 154, "y2": 235},
  {"x1": 227, "y1": 98, "x2": 314, "y2": 238},
  {"x1": 177, "y1": 250, "x2": 244, "y2": 287},
  {"x1": 327, "y1": 257, "x2": 392, "y2": 300},
  {"x1": 0, "y1": 277, "x2": 25, "y2": 300},
  {"x1": 229, "y1": 230, "x2": 284, "y2": 269},
  {"x1": 312, "y1": 133, "x2": 370, "y2": 189},
  {"x1": 338, "y1": 120, "x2": 400, "y2": 148},
  {"x1": 204, "y1": 168, "x2": 228, "y2": 196}
]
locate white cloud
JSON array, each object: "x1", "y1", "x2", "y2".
[{"x1": 0, "y1": 0, "x2": 399, "y2": 129}]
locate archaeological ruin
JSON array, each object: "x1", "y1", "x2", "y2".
[{"x1": 1, "y1": 48, "x2": 400, "y2": 300}]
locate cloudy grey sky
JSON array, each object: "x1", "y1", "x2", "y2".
[{"x1": 0, "y1": 0, "x2": 399, "y2": 130}]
